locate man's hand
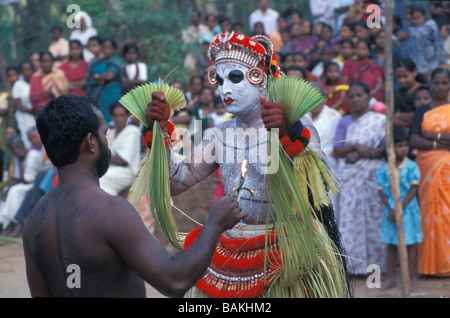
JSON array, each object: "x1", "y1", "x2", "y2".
[
  {"x1": 146, "y1": 91, "x2": 171, "y2": 130},
  {"x1": 208, "y1": 196, "x2": 248, "y2": 231},
  {"x1": 260, "y1": 97, "x2": 287, "y2": 137}
]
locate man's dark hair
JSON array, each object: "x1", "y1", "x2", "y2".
[{"x1": 36, "y1": 95, "x2": 101, "y2": 167}]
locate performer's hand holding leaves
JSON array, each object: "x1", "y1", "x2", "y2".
[
  {"x1": 260, "y1": 97, "x2": 287, "y2": 137},
  {"x1": 146, "y1": 92, "x2": 171, "y2": 130}
]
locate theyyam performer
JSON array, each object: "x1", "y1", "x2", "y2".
[{"x1": 128, "y1": 32, "x2": 352, "y2": 298}]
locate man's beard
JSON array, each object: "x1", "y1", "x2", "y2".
[{"x1": 96, "y1": 138, "x2": 111, "y2": 178}]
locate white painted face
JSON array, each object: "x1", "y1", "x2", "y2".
[{"x1": 215, "y1": 62, "x2": 265, "y2": 116}]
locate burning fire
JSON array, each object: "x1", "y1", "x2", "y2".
[{"x1": 240, "y1": 159, "x2": 248, "y2": 178}]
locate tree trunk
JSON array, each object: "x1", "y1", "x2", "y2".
[{"x1": 384, "y1": 0, "x2": 410, "y2": 298}]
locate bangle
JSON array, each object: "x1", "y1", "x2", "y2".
[
  {"x1": 437, "y1": 133, "x2": 441, "y2": 141},
  {"x1": 433, "y1": 140, "x2": 437, "y2": 149}
]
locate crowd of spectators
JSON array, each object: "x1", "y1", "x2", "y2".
[{"x1": 0, "y1": 0, "x2": 449, "y2": 282}]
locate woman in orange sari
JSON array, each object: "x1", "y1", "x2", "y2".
[
  {"x1": 29, "y1": 51, "x2": 69, "y2": 114},
  {"x1": 410, "y1": 67, "x2": 450, "y2": 277}
]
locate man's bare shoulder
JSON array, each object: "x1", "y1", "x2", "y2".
[{"x1": 24, "y1": 185, "x2": 139, "y2": 237}]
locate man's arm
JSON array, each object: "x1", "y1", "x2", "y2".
[{"x1": 103, "y1": 195, "x2": 246, "y2": 298}]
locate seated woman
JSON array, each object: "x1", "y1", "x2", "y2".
[
  {"x1": 29, "y1": 51, "x2": 69, "y2": 114},
  {"x1": 99, "y1": 101, "x2": 141, "y2": 196}
]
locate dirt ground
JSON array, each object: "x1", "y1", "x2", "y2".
[{"x1": 1, "y1": 175, "x2": 449, "y2": 298}]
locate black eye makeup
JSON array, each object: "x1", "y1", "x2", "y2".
[
  {"x1": 215, "y1": 74, "x2": 224, "y2": 86},
  {"x1": 228, "y1": 70, "x2": 244, "y2": 84}
]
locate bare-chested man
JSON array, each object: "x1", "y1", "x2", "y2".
[{"x1": 22, "y1": 95, "x2": 247, "y2": 297}]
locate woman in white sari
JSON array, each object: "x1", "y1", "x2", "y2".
[
  {"x1": 99, "y1": 101, "x2": 141, "y2": 196},
  {"x1": 333, "y1": 81, "x2": 386, "y2": 275}
]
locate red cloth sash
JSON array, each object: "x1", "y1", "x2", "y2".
[{"x1": 184, "y1": 226, "x2": 281, "y2": 298}]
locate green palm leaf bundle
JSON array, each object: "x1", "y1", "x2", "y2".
[
  {"x1": 120, "y1": 80, "x2": 186, "y2": 128},
  {"x1": 120, "y1": 80, "x2": 186, "y2": 250},
  {"x1": 264, "y1": 76, "x2": 349, "y2": 298}
]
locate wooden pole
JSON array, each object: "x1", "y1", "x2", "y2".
[{"x1": 384, "y1": 0, "x2": 410, "y2": 298}]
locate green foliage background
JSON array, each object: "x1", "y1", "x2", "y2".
[
  {"x1": 0, "y1": 0, "x2": 313, "y2": 87},
  {"x1": 0, "y1": 0, "x2": 429, "y2": 88}
]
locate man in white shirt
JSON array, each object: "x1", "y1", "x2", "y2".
[
  {"x1": 48, "y1": 26, "x2": 69, "y2": 68},
  {"x1": 310, "y1": 0, "x2": 336, "y2": 27},
  {"x1": 249, "y1": 0, "x2": 280, "y2": 36}
]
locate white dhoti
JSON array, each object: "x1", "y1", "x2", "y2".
[
  {"x1": 0, "y1": 183, "x2": 33, "y2": 227},
  {"x1": 99, "y1": 165, "x2": 135, "y2": 196},
  {"x1": 99, "y1": 124, "x2": 141, "y2": 196}
]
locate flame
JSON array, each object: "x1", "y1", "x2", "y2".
[{"x1": 240, "y1": 159, "x2": 248, "y2": 178}]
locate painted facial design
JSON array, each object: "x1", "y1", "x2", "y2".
[{"x1": 216, "y1": 63, "x2": 262, "y2": 116}]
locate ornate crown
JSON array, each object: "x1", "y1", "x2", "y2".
[
  {"x1": 207, "y1": 32, "x2": 281, "y2": 86},
  {"x1": 209, "y1": 32, "x2": 267, "y2": 69}
]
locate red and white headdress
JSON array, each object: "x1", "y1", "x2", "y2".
[{"x1": 207, "y1": 32, "x2": 282, "y2": 86}]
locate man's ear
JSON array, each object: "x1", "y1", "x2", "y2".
[{"x1": 85, "y1": 133, "x2": 97, "y2": 154}]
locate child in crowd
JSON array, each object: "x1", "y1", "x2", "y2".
[
  {"x1": 353, "y1": 20, "x2": 371, "y2": 42},
  {"x1": 321, "y1": 61, "x2": 350, "y2": 115},
  {"x1": 87, "y1": 36, "x2": 103, "y2": 62},
  {"x1": 408, "y1": 85, "x2": 433, "y2": 160},
  {"x1": 376, "y1": 129, "x2": 422, "y2": 289},
  {"x1": 210, "y1": 97, "x2": 228, "y2": 127},
  {"x1": 393, "y1": 58, "x2": 428, "y2": 130},
  {"x1": 311, "y1": 44, "x2": 342, "y2": 80},
  {"x1": 339, "y1": 21, "x2": 355, "y2": 41},
  {"x1": 284, "y1": 52, "x2": 318, "y2": 82},
  {"x1": 122, "y1": 42, "x2": 148, "y2": 94},
  {"x1": 398, "y1": 6, "x2": 447, "y2": 75},
  {"x1": 286, "y1": 65, "x2": 307, "y2": 80},
  {"x1": 413, "y1": 85, "x2": 433, "y2": 108},
  {"x1": 335, "y1": 38, "x2": 355, "y2": 65}
]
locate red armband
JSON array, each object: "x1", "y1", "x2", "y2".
[
  {"x1": 143, "y1": 121, "x2": 176, "y2": 148},
  {"x1": 280, "y1": 122, "x2": 310, "y2": 157}
]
